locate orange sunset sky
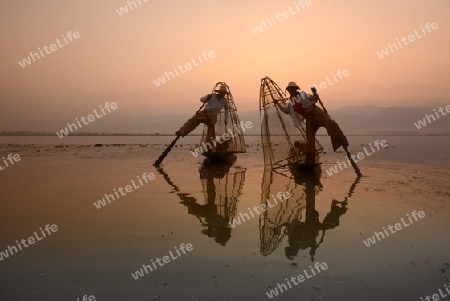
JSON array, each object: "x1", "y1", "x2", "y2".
[{"x1": 0, "y1": 0, "x2": 449, "y2": 130}]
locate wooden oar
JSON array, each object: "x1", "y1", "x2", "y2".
[
  {"x1": 343, "y1": 146, "x2": 362, "y2": 177},
  {"x1": 153, "y1": 103, "x2": 205, "y2": 167},
  {"x1": 153, "y1": 135, "x2": 180, "y2": 167},
  {"x1": 311, "y1": 88, "x2": 362, "y2": 177}
]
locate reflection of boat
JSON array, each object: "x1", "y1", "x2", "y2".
[
  {"x1": 259, "y1": 76, "x2": 323, "y2": 170},
  {"x1": 200, "y1": 82, "x2": 246, "y2": 163},
  {"x1": 156, "y1": 161, "x2": 246, "y2": 246},
  {"x1": 259, "y1": 166, "x2": 359, "y2": 261},
  {"x1": 201, "y1": 152, "x2": 237, "y2": 164}
]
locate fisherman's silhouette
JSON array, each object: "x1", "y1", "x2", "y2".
[
  {"x1": 156, "y1": 159, "x2": 246, "y2": 246},
  {"x1": 259, "y1": 166, "x2": 359, "y2": 261}
]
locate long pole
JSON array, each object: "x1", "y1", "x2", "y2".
[
  {"x1": 311, "y1": 88, "x2": 362, "y2": 177},
  {"x1": 153, "y1": 103, "x2": 205, "y2": 167}
]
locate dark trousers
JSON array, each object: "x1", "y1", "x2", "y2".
[
  {"x1": 305, "y1": 105, "x2": 348, "y2": 164},
  {"x1": 179, "y1": 110, "x2": 217, "y2": 142}
]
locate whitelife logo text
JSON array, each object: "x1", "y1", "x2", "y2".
[
  {"x1": 18, "y1": 31, "x2": 81, "y2": 68},
  {"x1": 93, "y1": 172, "x2": 156, "y2": 209},
  {"x1": 0, "y1": 225, "x2": 59, "y2": 261},
  {"x1": 414, "y1": 105, "x2": 450, "y2": 130},
  {"x1": 0, "y1": 153, "x2": 21, "y2": 172},
  {"x1": 325, "y1": 139, "x2": 388, "y2": 177},
  {"x1": 153, "y1": 50, "x2": 215, "y2": 87},
  {"x1": 56, "y1": 102, "x2": 118, "y2": 139},
  {"x1": 376, "y1": 22, "x2": 439, "y2": 59},
  {"x1": 131, "y1": 243, "x2": 193, "y2": 280},
  {"x1": 251, "y1": 0, "x2": 313, "y2": 35},
  {"x1": 190, "y1": 121, "x2": 253, "y2": 158},
  {"x1": 116, "y1": 0, "x2": 149, "y2": 16},
  {"x1": 363, "y1": 210, "x2": 425, "y2": 247}
]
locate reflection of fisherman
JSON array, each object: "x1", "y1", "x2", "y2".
[
  {"x1": 181, "y1": 196, "x2": 232, "y2": 246},
  {"x1": 285, "y1": 199, "x2": 348, "y2": 261},
  {"x1": 176, "y1": 85, "x2": 229, "y2": 147},
  {"x1": 275, "y1": 82, "x2": 348, "y2": 165},
  {"x1": 284, "y1": 170, "x2": 348, "y2": 261},
  {"x1": 179, "y1": 162, "x2": 237, "y2": 246}
]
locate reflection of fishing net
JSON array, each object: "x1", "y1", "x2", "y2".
[
  {"x1": 196, "y1": 164, "x2": 246, "y2": 246},
  {"x1": 200, "y1": 82, "x2": 246, "y2": 154},
  {"x1": 200, "y1": 165, "x2": 246, "y2": 222},
  {"x1": 259, "y1": 166, "x2": 358, "y2": 259},
  {"x1": 259, "y1": 167, "x2": 307, "y2": 256},
  {"x1": 259, "y1": 76, "x2": 323, "y2": 168}
]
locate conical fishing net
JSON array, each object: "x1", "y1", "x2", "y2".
[
  {"x1": 200, "y1": 82, "x2": 246, "y2": 154},
  {"x1": 259, "y1": 76, "x2": 323, "y2": 168}
]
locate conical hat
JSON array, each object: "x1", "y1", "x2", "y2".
[
  {"x1": 286, "y1": 82, "x2": 299, "y2": 90},
  {"x1": 215, "y1": 85, "x2": 229, "y2": 94}
]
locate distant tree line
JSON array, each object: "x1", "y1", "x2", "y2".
[
  {"x1": 0, "y1": 131, "x2": 448, "y2": 136},
  {"x1": 0, "y1": 131, "x2": 176, "y2": 136}
]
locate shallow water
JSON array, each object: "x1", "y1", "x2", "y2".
[{"x1": 0, "y1": 136, "x2": 449, "y2": 300}]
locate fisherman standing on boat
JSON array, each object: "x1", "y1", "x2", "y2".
[
  {"x1": 274, "y1": 82, "x2": 348, "y2": 166},
  {"x1": 176, "y1": 85, "x2": 229, "y2": 148}
]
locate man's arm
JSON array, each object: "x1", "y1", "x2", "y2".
[
  {"x1": 300, "y1": 91, "x2": 316, "y2": 108},
  {"x1": 200, "y1": 94, "x2": 213, "y2": 103},
  {"x1": 309, "y1": 93, "x2": 319, "y2": 104},
  {"x1": 274, "y1": 99, "x2": 290, "y2": 114},
  {"x1": 309, "y1": 87, "x2": 319, "y2": 103}
]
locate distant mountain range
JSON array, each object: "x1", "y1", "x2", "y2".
[
  {"x1": 1, "y1": 104, "x2": 449, "y2": 135},
  {"x1": 330, "y1": 104, "x2": 450, "y2": 135}
]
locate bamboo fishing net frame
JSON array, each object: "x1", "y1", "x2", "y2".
[
  {"x1": 200, "y1": 82, "x2": 246, "y2": 154},
  {"x1": 259, "y1": 76, "x2": 323, "y2": 169}
]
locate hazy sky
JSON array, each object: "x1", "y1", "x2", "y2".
[{"x1": 1, "y1": 0, "x2": 449, "y2": 130}]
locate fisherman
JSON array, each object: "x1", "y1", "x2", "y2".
[
  {"x1": 275, "y1": 82, "x2": 348, "y2": 166},
  {"x1": 176, "y1": 84, "x2": 229, "y2": 148}
]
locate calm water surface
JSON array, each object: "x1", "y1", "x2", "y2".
[{"x1": 0, "y1": 136, "x2": 449, "y2": 300}]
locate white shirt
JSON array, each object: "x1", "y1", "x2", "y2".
[
  {"x1": 200, "y1": 94, "x2": 229, "y2": 121},
  {"x1": 280, "y1": 103, "x2": 304, "y2": 128},
  {"x1": 291, "y1": 91, "x2": 314, "y2": 109},
  {"x1": 277, "y1": 91, "x2": 313, "y2": 127}
]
